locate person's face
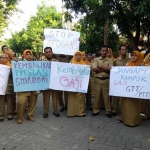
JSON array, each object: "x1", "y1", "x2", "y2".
[
  {"x1": 75, "y1": 53, "x2": 81, "y2": 61},
  {"x1": 0, "y1": 55, "x2": 8, "y2": 64},
  {"x1": 120, "y1": 46, "x2": 127, "y2": 56},
  {"x1": 44, "y1": 48, "x2": 53, "y2": 59},
  {"x1": 82, "y1": 53, "x2": 86, "y2": 61},
  {"x1": 131, "y1": 53, "x2": 137, "y2": 62},
  {"x1": 2, "y1": 46, "x2": 9, "y2": 53},
  {"x1": 25, "y1": 52, "x2": 33, "y2": 61},
  {"x1": 87, "y1": 55, "x2": 92, "y2": 61},
  {"x1": 100, "y1": 47, "x2": 108, "y2": 57}
]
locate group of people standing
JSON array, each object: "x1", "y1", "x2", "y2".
[{"x1": 0, "y1": 44, "x2": 150, "y2": 127}]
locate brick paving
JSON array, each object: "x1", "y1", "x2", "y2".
[{"x1": 0, "y1": 94, "x2": 150, "y2": 150}]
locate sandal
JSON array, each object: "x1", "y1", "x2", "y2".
[{"x1": 118, "y1": 119, "x2": 123, "y2": 123}]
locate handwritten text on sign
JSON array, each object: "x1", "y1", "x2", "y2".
[
  {"x1": 109, "y1": 66, "x2": 150, "y2": 99},
  {"x1": 0, "y1": 64, "x2": 10, "y2": 95},
  {"x1": 12, "y1": 61, "x2": 51, "y2": 92},
  {"x1": 49, "y1": 62, "x2": 90, "y2": 93},
  {"x1": 43, "y1": 29, "x2": 80, "y2": 55}
]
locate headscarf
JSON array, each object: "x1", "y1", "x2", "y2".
[
  {"x1": 127, "y1": 51, "x2": 142, "y2": 66},
  {"x1": 0, "y1": 54, "x2": 12, "y2": 68},
  {"x1": 140, "y1": 52, "x2": 145, "y2": 66},
  {"x1": 4, "y1": 50, "x2": 16, "y2": 61},
  {"x1": 23, "y1": 49, "x2": 33, "y2": 60},
  {"x1": 144, "y1": 53, "x2": 150, "y2": 66},
  {"x1": 80, "y1": 51, "x2": 91, "y2": 65},
  {"x1": 108, "y1": 48, "x2": 115, "y2": 61},
  {"x1": 72, "y1": 51, "x2": 86, "y2": 65}
]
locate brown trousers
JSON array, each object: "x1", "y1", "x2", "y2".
[
  {"x1": 58, "y1": 91, "x2": 68, "y2": 109},
  {"x1": 86, "y1": 79, "x2": 92, "y2": 109},
  {"x1": 93, "y1": 78, "x2": 111, "y2": 114},
  {"x1": 43, "y1": 90, "x2": 60, "y2": 114},
  {"x1": 0, "y1": 95, "x2": 14, "y2": 119},
  {"x1": 17, "y1": 92, "x2": 37, "y2": 120},
  {"x1": 111, "y1": 96, "x2": 120, "y2": 113}
]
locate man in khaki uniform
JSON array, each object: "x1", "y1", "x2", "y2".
[
  {"x1": 57, "y1": 55, "x2": 70, "y2": 112},
  {"x1": 92, "y1": 45, "x2": 113, "y2": 118},
  {"x1": 111, "y1": 45, "x2": 130, "y2": 116},
  {"x1": 42, "y1": 47, "x2": 60, "y2": 118}
]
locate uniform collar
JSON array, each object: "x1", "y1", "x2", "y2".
[
  {"x1": 118, "y1": 56, "x2": 128, "y2": 61},
  {"x1": 99, "y1": 56, "x2": 109, "y2": 60}
]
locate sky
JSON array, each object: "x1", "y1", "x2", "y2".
[{"x1": 2, "y1": 0, "x2": 62, "y2": 39}]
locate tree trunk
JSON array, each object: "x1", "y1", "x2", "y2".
[{"x1": 104, "y1": 20, "x2": 108, "y2": 46}]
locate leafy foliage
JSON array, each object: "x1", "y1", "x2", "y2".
[
  {"x1": 8, "y1": 4, "x2": 62, "y2": 54},
  {"x1": 64, "y1": 0, "x2": 150, "y2": 50}
]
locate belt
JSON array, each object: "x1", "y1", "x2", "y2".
[{"x1": 95, "y1": 77, "x2": 109, "y2": 80}]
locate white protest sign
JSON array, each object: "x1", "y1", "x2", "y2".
[
  {"x1": 0, "y1": 64, "x2": 10, "y2": 95},
  {"x1": 43, "y1": 28, "x2": 80, "y2": 55},
  {"x1": 49, "y1": 62, "x2": 90, "y2": 93},
  {"x1": 109, "y1": 66, "x2": 150, "y2": 99}
]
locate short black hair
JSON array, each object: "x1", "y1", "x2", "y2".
[
  {"x1": 119, "y1": 45, "x2": 126, "y2": 51},
  {"x1": 1, "y1": 45, "x2": 8, "y2": 51},
  {"x1": 52, "y1": 54, "x2": 57, "y2": 59},
  {"x1": 100, "y1": 45, "x2": 108, "y2": 50},
  {"x1": 44, "y1": 47, "x2": 53, "y2": 52}
]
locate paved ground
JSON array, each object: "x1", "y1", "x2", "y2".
[{"x1": 0, "y1": 94, "x2": 150, "y2": 150}]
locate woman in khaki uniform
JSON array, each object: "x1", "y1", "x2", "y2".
[
  {"x1": 119, "y1": 51, "x2": 142, "y2": 127},
  {"x1": 67, "y1": 51, "x2": 87, "y2": 117},
  {"x1": 0, "y1": 54, "x2": 14, "y2": 121},
  {"x1": 17, "y1": 50, "x2": 38, "y2": 124}
]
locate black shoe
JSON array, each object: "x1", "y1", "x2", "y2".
[
  {"x1": 59, "y1": 108, "x2": 65, "y2": 112},
  {"x1": 106, "y1": 113, "x2": 112, "y2": 118},
  {"x1": 92, "y1": 112, "x2": 99, "y2": 116},
  {"x1": 8, "y1": 117, "x2": 13, "y2": 121},
  {"x1": 43, "y1": 113, "x2": 48, "y2": 118},
  {"x1": 112, "y1": 112, "x2": 117, "y2": 117},
  {"x1": 89, "y1": 108, "x2": 93, "y2": 111},
  {"x1": 0, "y1": 118, "x2": 4, "y2": 122},
  {"x1": 53, "y1": 112, "x2": 60, "y2": 117}
]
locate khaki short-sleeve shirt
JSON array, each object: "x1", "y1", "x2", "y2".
[
  {"x1": 92, "y1": 56, "x2": 113, "y2": 77},
  {"x1": 113, "y1": 57, "x2": 130, "y2": 66}
]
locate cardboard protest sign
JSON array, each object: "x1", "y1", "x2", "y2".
[
  {"x1": 12, "y1": 61, "x2": 51, "y2": 92},
  {"x1": 49, "y1": 62, "x2": 90, "y2": 93},
  {"x1": 109, "y1": 66, "x2": 150, "y2": 99},
  {"x1": 43, "y1": 28, "x2": 80, "y2": 55},
  {"x1": 0, "y1": 64, "x2": 10, "y2": 95}
]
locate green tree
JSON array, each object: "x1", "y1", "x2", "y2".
[
  {"x1": 66, "y1": 0, "x2": 119, "y2": 53},
  {"x1": 64, "y1": 0, "x2": 150, "y2": 50},
  {"x1": 8, "y1": 4, "x2": 62, "y2": 54},
  {"x1": 0, "y1": 0, "x2": 19, "y2": 37}
]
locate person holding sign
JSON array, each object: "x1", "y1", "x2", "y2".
[
  {"x1": 17, "y1": 50, "x2": 38, "y2": 124},
  {"x1": 0, "y1": 54, "x2": 13, "y2": 121},
  {"x1": 67, "y1": 51, "x2": 87, "y2": 117},
  {"x1": 92, "y1": 45, "x2": 113, "y2": 118},
  {"x1": 119, "y1": 51, "x2": 142, "y2": 127},
  {"x1": 111, "y1": 45, "x2": 130, "y2": 116},
  {"x1": 42, "y1": 47, "x2": 60, "y2": 118},
  {"x1": 1, "y1": 45, "x2": 17, "y2": 115}
]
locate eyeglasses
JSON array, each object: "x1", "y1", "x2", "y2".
[
  {"x1": 0, "y1": 57, "x2": 7, "y2": 59},
  {"x1": 121, "y1": 49, "x2": 127, "y2": 50}
]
